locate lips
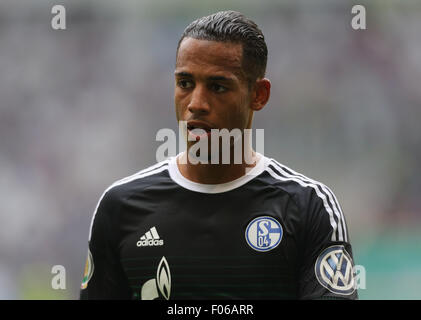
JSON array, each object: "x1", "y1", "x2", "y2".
[
  {"x1": 186, "y1": 120, "x2": 214, "y2": 140},
  {"x1": 187, "y1": 120, "x2": 213, "y2": 132}
]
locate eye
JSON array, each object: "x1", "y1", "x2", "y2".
[
  {"x1": 210, "y1": 83, "x2": 227, "y2": 93},
  {"x1": 177, "y1": 79, "x2": 193, "y2": 89}
]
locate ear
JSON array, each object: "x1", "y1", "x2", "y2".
[{"x1": 250, "y1": 78, "x2": 271, "y2": 111}]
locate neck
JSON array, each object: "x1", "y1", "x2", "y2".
[{"x1": 177, "y1": 147, "x2": 260, "y2": 184}]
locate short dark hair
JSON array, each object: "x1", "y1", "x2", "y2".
[{"x1": 176, "y1": 11, "x2": 267, "y2": 85}]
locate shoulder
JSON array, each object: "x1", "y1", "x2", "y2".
[
  {"x1": 101, "y1": 159, "x2": 171, "y2": 200},
  {"x1": 88, "y1": 159, "x2": 171, "y2": 239},
  {"x1": 263, "y1": 157, "x2": 336, "y2": 204},
  {"x1": 263, "y1": 157, "x2": 347, "y2": 242}
]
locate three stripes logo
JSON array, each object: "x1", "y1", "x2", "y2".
[{"x1": 137, "y1": 226, "x2": 164, "y2": 247}]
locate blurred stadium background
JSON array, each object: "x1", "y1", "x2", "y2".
[{"x1": 0, "y1": 0, "x2": 420, "y2": 299}]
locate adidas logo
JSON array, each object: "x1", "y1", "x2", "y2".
[{"x1": 136, "y1": 226, "x2": 164, "y2": 247}]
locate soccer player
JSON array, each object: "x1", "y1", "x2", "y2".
[{"x1": 80, "y1": 11, "x2": 358, "y2": 300}]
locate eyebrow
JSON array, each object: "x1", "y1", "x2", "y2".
[
  {"x1": 174, "y1": 72, "x2": 235, "y2": 82},
  {"x1": 208, "y1": 76, "x2": 235, "y2": 82},
  {"x1": 174, "y1": 71, "x2": 192, "y2": 78}
]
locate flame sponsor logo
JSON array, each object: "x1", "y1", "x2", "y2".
[
  {"x1": 157, "y1": 257, "x2": 171, "y2": 300},
  {"x1": 141, "y1": 256, "x2": 171, "y2": 300}
]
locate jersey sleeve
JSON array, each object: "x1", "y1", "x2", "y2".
[
  {"x1": 79, "y1": 188, "x2": 132, "y2": 300},
  {"x1": 297, "y1": 186, "x2": 358, "y2": 300}
]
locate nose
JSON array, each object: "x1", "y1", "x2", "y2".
[{"x1": 187, "y1": 84, "x2": 210, "y2": 115}]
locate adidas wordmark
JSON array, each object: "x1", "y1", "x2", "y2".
[{"x1": 137, "y1": 226, "x2": 164, "y2": 247}]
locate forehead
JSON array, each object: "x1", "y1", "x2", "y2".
[{"x1": 176, "y1": 37, "x2": 244, "y2": 79}]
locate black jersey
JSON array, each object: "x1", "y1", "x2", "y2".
[{"x1": 80, "y1": 154, "x2": 358, "y2": 300}]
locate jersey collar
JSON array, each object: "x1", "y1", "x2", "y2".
[{"x1": 168, "y1": 152, "x2": 269, "y2": 194}]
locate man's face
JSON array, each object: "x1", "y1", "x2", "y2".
[{"x1": 174, "y1": 37, "x2": 254, "y2": 151}]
